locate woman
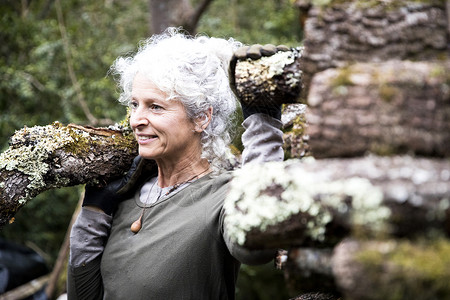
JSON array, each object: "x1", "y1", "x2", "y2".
[{"x1": 68, "y1": 28, "x2": 285, "y2": 300}]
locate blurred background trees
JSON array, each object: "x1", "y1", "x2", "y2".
[{"x1": 0, "y1": 0, "x2": 301, "y2": 298}]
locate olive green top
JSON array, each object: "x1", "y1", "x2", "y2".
[
  {"x1": 67, "y1": 114, "x2": 284, "y2": 300},
  {"x1": 103, "y1": 172, "x2": 239, "y2": 300}
]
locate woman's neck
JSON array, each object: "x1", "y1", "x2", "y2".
[{"x1": 156, "y1": 155, "x2": 210, "y2": 188}]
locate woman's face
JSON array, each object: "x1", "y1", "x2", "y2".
[{"x1": 129, "y1": 73, "x2": 202, "y2": 164}]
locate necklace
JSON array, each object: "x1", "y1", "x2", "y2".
[{"x1": 130, "y1": 168, "x2": 211, "y2": 234}]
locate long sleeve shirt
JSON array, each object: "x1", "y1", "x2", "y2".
[{"x1": 67, "y1": 114, "x2": 284, "y2": 300}]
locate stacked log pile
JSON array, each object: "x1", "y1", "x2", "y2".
[
  {"x1": 227, "y1": 0, "x2": 450, "y2": 299},
  {"x1": 0, "y1": 1, "x2": 449, "y2": 299}
]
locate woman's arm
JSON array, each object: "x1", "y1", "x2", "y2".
[
  {"x1": 67, "y1": 209, "x2": 111, "y2": 300},
  {"x1": 67, "y1": 157, "x2": 155, "y2": 299},
  {"x1": 223, "y1": 113, "x2": 284, "y2": 265},
  {"x1": 241, "y1": 113, "x2": 284, "y2": 165},
  {"x1": 224, "y1": 44, "x2": 287, "y2": 264}
]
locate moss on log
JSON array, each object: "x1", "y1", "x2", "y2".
[
  {"x1": 223, "y1": 156, "x2": 450, "y2": 249},
  {"x1": 0, "y1": 122, "x2": 137, "y2": 227},
  {"x1": 282, "y1": 104, "x2": 310, "y2": 159},
  {"x1": 332, "y1": 238, "x2": 450, "y2": 300},
  {"x1": 283, "y1": 237, "x2": 450, "y2": 299}
]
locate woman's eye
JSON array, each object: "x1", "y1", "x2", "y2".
[
  {"x1": 129, "y1": 101, "x2": 138, "y2": 109},
  {"x1": 151, "y1": 104, "x2": 163, "y2": 111}
]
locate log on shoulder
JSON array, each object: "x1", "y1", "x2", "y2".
[
  {"x1": 234, "y1": 47, "x2": 305, "y2": 105},
  {"x1": 0, "y1": 122, "x2": 138, "y2": 228},
  {"x1": 223, "y1": 156, "x2": 450, "y2": 250}
]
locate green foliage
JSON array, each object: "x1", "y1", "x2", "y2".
[
  {"x1": 237, "y1": 263, "x2": 292, "y2": 300},
  {"x1": 0, "y1": 0, "x2": 149, "y2": 151},
  {"x1": 0, "y1": 1, "x2": 301, "y2": 297},
  {"x1": 0, "y1": 0, "x2": 149, "y2": 274},
  {"x1": 0, "y1": 186, "x2": 80, "y2": 265},
  {"x1": 197, "y1": 0, "x2": 303, "y2": 46}
]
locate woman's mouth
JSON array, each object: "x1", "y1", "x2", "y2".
[{"x1": 136, "y1": 134, "x2": 157, "y2": 144}]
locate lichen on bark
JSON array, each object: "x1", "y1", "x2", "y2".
[
  {"x1": 281, "y1": 104, "x2": 310, "y2": 159},
  {"x1": 223, "y1": 159, "x2": 391, "y2": 247},
  {"x1": 0, "y1": 122, "x2": 137, "y2": 227},
  {"x1": 234, "y1": 47, "x2": 304, "y2": 106}
]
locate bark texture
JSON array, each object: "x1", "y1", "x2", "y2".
[
  {"x1": 0, "y1": 123, "x2": 137, "y2": 227},
  {"x1": 331, "y1": 238, "x2": 450, "y2": 300},
  {"x1": 306, "y1": 60, "x2": 450, "y2": 158},
  {"x1": 0, "y1": 1, "x2": 448, "y2": 299},
  {"x1": 149, "y1": 0, "x2": 214, "y2": 34},
  {"x1": 224, "y1": 156, "x2": 450, "y2": 250},
  {"x1": 234, "y1": 48, "x2": 304, "y2": 105},
  {"x1": 282, "y1": 238, "x2": 450, "y2": 299},
  {"x1": 224, "y1": 155, "x2": 450, "y2": 298},
  {"x1": 282, "y1": 104, "x2": 310, "y2": 159},
  {"x1": 280, "y1": 1, "x2": 450, "y2": 298},
  {"x1": 301, "y1": 0, "x2": 448, "y2": 95}
]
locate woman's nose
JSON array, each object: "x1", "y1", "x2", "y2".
[{"x1": 130, "y1": 108, "x2": 149, "y2": 129}]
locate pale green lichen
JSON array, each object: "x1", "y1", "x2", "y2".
[
  {"x1": 236, "y1": 51, "x2": 298, "y2": 93},
  {"x1": 0, "y1": 122, "x2": 75, "y2": 203},
  {"x1": 1, "y1": 121, "x2": 135, "y2": 212},
  {"x1": 224, "y1": 160, "x2": 390, "y2": 245}
]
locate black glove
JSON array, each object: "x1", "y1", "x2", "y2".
[
  {"x1": 82, "y1": 156, "x2": 156, "y2": 215},
  {"x1": 229, "y1": 44, "x2": 290, "y2": 120}
]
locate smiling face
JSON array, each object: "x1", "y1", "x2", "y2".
[{"x1": 129, "y1": 73, "x2": 203, "y2": 165}]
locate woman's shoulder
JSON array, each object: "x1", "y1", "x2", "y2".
[
  {"x1": 185, "y1": 170, "x2": 233, "y2": 204},
  {"x1": 212, "y1": 170, "x2": 233, "y2": 183},
  {"x1": 207, "y1": 170, "x2": 234, "y2": 193}
]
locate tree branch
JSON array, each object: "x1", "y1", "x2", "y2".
[
  {"x1": 0, "y1": 123, "x2": 137, "y2": 227},
  {"x1": 184, "y1": 0, "x2": 215, "y2": 34},
  {"x1": 55, "y1": 0, "x2": 112, "y2": 126}
]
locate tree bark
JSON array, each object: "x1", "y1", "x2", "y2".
[
  {"x1": 305, "y1": 60, "x2": 450, "y2": 158},
  {"x1": 223, "y1": 156, "x2": 450, "y2": 250},
  {"x1": 234, "y1": 47, "x2": 305, "y2": 105},
  {"x1": 148, "y1": 0, "x2": 214, "y2": 34},
  {"x1": 300, "y1": 0, "x2": 448, "y2": 93},
  {"x1": 0, "y1": 122, "x2": 137, "y2": 228},
  {"x1": 331, "y1": 238, "x2": 450, "y2": 300},
  {"x1": 283, "y1": 238, "x2": 450, "y2": 299},
  {"x1": 237, "y1": 57, "x2": 450, "y2": 160},
  {"x1": 282, "y1": 103, "x2": 309, "y2": 159}
]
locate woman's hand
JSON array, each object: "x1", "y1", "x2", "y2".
[{"x1": 82, "y1": 156, "x2": 155, "y2": 215}]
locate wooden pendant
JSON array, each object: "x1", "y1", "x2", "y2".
[{"x1": 131, "y1": 215, "x2": 143, "y2": 233}]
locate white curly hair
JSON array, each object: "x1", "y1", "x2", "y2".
[{"x1": 110, "y1": 27, "x2": 242, "y2": 172}]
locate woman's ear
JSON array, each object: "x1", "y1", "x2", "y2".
[{"x1": 194, "y1": 107, "x2": 213, "y2": 133}]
